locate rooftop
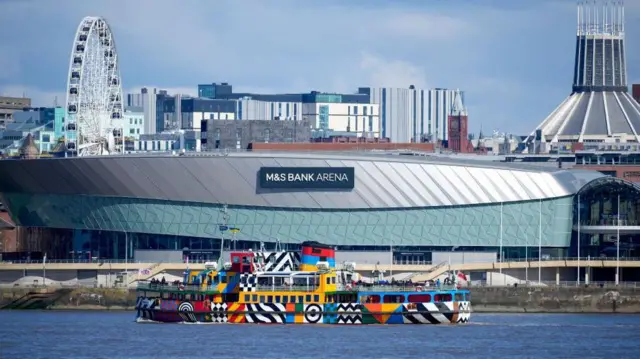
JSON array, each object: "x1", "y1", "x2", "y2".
[{"x1": 1, "y1": 148, "x2": 583, "y2": 173}]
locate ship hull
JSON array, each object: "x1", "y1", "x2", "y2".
[{"x1": 135, "y1": 298, "x2": 471, "y2": 325}]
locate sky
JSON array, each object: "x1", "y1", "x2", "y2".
[{"x1": 1, "y1": 0, "x2": 639, "y2": 136}]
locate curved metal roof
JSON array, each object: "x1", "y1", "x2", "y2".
[
  {"x1": 528, "y1": 91, "x2": 640, "y2": 143},
  {"x1": 0, "y1": 152, "x2": 605, "y2": 209}
]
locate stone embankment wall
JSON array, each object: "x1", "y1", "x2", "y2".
[
  {"x1": 1, "y1": 286, "x2": 639, "y2": 312},
  {"x1": 471, "y1": 286, "x2": 640, "y2": 313},
  {"x1": 0, "y1": 288, "x2": 138, "y2": 310}
]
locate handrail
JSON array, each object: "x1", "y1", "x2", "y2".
[
  {"x1": 4, "y1": 257, "x2": 640, "y2": 266},
  {"x1": 474, "y1": 280, "x2": 640, "y2": 289},
  {"x1": 136, "y1": 282, "x2": 214, "y2": 292},
  {"x1": 494, "y1": 256, "x2": 640, "y2": 263}
]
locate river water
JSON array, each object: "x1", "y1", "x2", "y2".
[{"x1": 0, "y1": 311, "x2": 639, "y2": 358}]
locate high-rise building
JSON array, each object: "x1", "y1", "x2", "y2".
[
  {"x1": 197, "y1": 83, "x2": 378, "y2": 139},
  {"x1": 141, "y1": 88, "x2": 157, "y2": 135},
  {"x1": 359, "y1": 87, "x2": 461, "y2": 143},
  {"x1": 526, "y1": 1, "x2": 640, "y2": 153}
]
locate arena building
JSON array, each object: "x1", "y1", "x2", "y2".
[{"x1": 0, "y1": 150, "x2": 639, "y2": 263}]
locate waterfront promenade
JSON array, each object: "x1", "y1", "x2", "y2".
[{"x1": 1, "y1": 258, "x2": 640, "y2": 286}]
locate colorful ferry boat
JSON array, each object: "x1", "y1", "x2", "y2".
[{"x1": 135, "y1": 241, "x2": 471, "y2": 325}]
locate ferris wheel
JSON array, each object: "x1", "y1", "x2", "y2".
[{"x1": 64, "y1": 16, "x2": 124, "y2": 156}]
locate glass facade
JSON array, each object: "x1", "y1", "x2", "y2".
[
  {"x1": 6, "y1": 176, "x2": 640, "y2": 261},
  {"x1": 4, "y1": 191, "x2": 576, "y2": 260},
  {"x1": 571, "y1": 177, "x2": 640, "y2": 258}
]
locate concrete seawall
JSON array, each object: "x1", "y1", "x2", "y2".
[
  {"x1": 471, "y1": 287, "x2": 640, "y2": 313},
  {"x1": 1, "y1": 287, "x2": 639, "y2": 313}
]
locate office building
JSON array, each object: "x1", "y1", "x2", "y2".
[
  {"x1": 124, "y1": 107, "x2": 145, "y2": 140},
  {"x1": 358, "y1": 87, "x2": 461, "y2": 143},
  {"x1": 0, "y1": 96, "x2": 31, "y2": 132}
]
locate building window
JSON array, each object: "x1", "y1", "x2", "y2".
[{"x1": 264, "y1": 129, "x2": 270, "y2": 143}]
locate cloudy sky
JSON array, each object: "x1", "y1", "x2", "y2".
[{"x1": 1, "y1": 0, "x2": 639, "y2": 135}]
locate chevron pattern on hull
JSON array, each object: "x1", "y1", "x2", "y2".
[
  {"x1": 457, "y1": 301, "x2": 472, "y2": 323},
  {"x1": 245, "y1": 303, "x2": 286, "y2": 324},
  {"x1": 336, "y1": 303, "x2": 362, "y2": 325}
]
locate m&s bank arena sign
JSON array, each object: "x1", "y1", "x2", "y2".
[{"x1": 259, "y1": 167, "x2": 355, "y2": 189}]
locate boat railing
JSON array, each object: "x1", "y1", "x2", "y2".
[
  {"x1": 350, "y1": 285, "x2": 460, "y2": 292},
  {"x1": 136, "y1": 282, "x2": 211, "y2": 292}
]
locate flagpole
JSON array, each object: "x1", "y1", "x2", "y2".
[
  {"x1": 499, "y1": 202, "x2": 503, "y2": 275},
  {"x1": 577, "y1": 194, "x2": 581, "y2": 285},
  {"x1": 42, "y1": 253, "x2": 47, "y2": 287},
  {"x1": 616, "y1": 194, "x2": 620, "y2": 285}
]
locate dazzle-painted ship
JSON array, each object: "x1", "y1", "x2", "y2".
[{"x1": 135, "y1": 241, "x2": 471, "y2": 325}]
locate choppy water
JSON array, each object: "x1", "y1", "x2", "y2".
[{"x1": 1, "y1": 311, "x2": 639, "y2": 358}]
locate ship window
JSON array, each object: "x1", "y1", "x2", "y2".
[
  {"x1": 305, "y1": 295, "x2": 312, "y2": 302},
  {"x1": 332, "y1": 277, "x2": 336, "y2": 284},
  {"x1": 244, "y1": 294, "x2": 250, "y2": 302},
  {"x1": 383, "y1": 295, "x2": 404, "y2": 303},
  {"x1": 314, "y1": 295, "x2": 320, "y2": 302},
  {"x1": 282, "y1": 296, "x2": 288, "y2": 304},
  {"x1": 362, "y1": 295, "x2": 381, "y2": 303},
  {"x1": 267, "y1": 296, "x2": 273, "y2": 303},
  {"x1": 184, "y1": 294, "x2": 191, "y2": 300},
  {"x1": 298, "y1": 296, "x2": 304, "y2": 303},
  {"x1": 408, "y1": 294, "x2": 431, "y2": 303},
  {"x1": 252, "y1": 295, "x2": 258, "y2": 302},
  {"x1": 223, "y1": 294, "x2": 239, "y2": 302},
  {"x1": 233, "y1": 256, "x2": 239, "y2": 263},
  {"x1": 434, "y1": 293, "x2": 453, "y2": 303},
  {"x1": 290, "y1": 296, "x2": 296, "y2": 303},
  {"x1": 320, "y1": 256, "x2": 327, "y2": 261},
  {"x1": 326, "y1": 277, "x2": 331, "y2": 285},
  {"x1": 312, "y1": 248, "x2": 322, "y2": 254},
  {"x1": 221, "y1": 275, "x2": 227, "y2": 284},
  {"x1": 242, "y1": 256, "x2": 250, "y2": 264},
  {"x1": 455, "y1": 293, "x2": 465, "y2": 301},
  {"x1": 161, "y1": 292, "x2": 169, "y2": 299},
  {"x1": 260, "y1": 295, "x2": 265, "y2": 302},
  {"x1": 275, "y1": 296, "x2": 281, "y2": 303}
]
